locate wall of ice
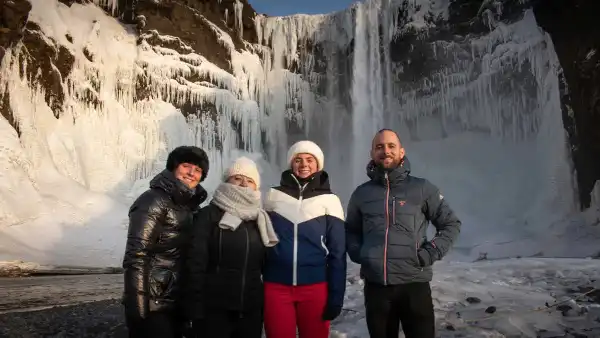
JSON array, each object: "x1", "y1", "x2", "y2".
[{"x1": 0, "y1": 0, "x2": 586, "y2": 267}]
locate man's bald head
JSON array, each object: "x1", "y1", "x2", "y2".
[
  {"x1": 371, "y1": 129, "x2": 401, "y2": 148},
  {"x1": 371, "y1": 129, "x2": 405, "y2": 169}
]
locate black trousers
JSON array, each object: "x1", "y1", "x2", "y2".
[
  {"x1": 193, "y1": 308, "x2": 263, "y2": 338},
  {"x1": 126, "y1": 311, "x2": 184, "y2": 338},
  {"x1": 364, "y1": 282, "x2": 435, "y2": 338}
]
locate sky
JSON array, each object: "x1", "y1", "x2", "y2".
[{"x1": 248, "y1": 0, "x2": 357, "y2": 16}]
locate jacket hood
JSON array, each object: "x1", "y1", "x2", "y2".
[
  {"x1": 150, "y1": 169, "x2": 208, "y2": 208},
  {"x1": 366, "y1": 157, "x2": 411, "y2": 186}
]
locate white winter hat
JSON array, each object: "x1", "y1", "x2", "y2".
[
  {"x1": 287, "y1": 140, "x2": 325, "y2": 171},
  {"x1": 223, "y1": 156, "x2": 261, "y2": 188}
]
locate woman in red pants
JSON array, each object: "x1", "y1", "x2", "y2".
[{"x1": 263, "y1": 140, "x2": 347, "y2": 338}]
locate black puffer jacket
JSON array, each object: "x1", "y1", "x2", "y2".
[
  {"x1": 184, "y1": 203, "x2": 267, "y2": 320},
  {"x1": 122, "y1": 170, "x2": 207, "y2": 319}
]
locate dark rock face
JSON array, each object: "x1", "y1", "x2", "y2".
[
  {"x1": 399, "y1": 0, "x2": 600, "y2": 209},
  {"x1": 131, "y1": 0, "x2": 258, "y2": 150},
  {"x1": 134, "y1": 0, "x2": 257, "y2": 72},
  {"x1": 19, "y1": 22, "x2": 76, "y2": 116},
  {"x1": 1, "y1": 0, "x2": 77, "y2": 135},
  {"x1": 128, "y1": 0, "x2": 258, "y2": 149},
  {"x1": 0, "y1": 0, "x2": 31, "y2": 59},
  {"x1": 0, "y1": 0, "x2": 32, "y2": 135},
  {"x1": 533, "y1": 0, "x2": 600, "y2": 208},
  {"x1": 390, "y1": 0, "x2": 532, "y2": 87}
]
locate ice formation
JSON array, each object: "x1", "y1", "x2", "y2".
[
  {"x1": 0, "y1": 0, "x2": 594, "y2": 268},
  {"x1": 0, "y1": 0, "x2": 279, "y2": 266},
  {"x1": 256, "y1": 0, "x2": 587, "y2": 259},
  {"x1": 233, "y1": 0, "x2": 244, "y2": 39},
  {"x1": 287, "y1": 2, "x2": 579, "y2": 258}
]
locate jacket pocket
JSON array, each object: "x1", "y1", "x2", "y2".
[
  {"x1": 392, "y1": 201, "x2": 419, "y2": 233},
  {"x1": 414, "y1": 239, "x2": 423, "y2": 268},
  {"x1": 149, "y1": 267, "x2": 174, "y2": 298},
  {"x1": 391, "y1": 201, "x2": 421, "y2": 268}
]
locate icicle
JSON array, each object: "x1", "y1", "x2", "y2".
[
  {"x1": 234, "y1": 0, "x2": 244, "y2": 39},
  {"x1": 91, "y1": 0, "x2": 118, "y2": 16}
]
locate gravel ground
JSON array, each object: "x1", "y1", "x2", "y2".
[
  {"x1": 0, "y1": 274, "x2": 122, "y2": 313},
  {"x1": 0, "y1": 300, "x2": 128, "y2": 338},
  {"x1": 1, "y1": 271, "x2": 599, "y2": 338}
]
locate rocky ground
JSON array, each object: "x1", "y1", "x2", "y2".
[
  {"x1": 0, "y1": 274, "x2": 122, "y2": 313},
  {"x1": 2, "y1": 264, "x2": 600, "y2": 338},
  {"x1": 0, "y1": 299, "x2": 127, "y2": 338},
  {"x1": 0, "y1": 274, "x2": 124, "y2": 338}
]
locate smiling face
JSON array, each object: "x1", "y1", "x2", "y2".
[
  {"x1": 174, "y1": 162, "x2": 203, "y2": 189},
  {"x1": 227, "y1": 174, "x2": 258, "y2": 191},
  {"x1": 291, "y1": 153, "x2": 318, "y2": 179},
  {"x1": 370, "y1": 130, "x2": 405, "y2": 169}
]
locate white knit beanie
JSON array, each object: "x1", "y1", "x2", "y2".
[
  {"x1": 287, "y1": 140, "x2": 325, "y2": 171},
  {"x1": 223, "y1": 156, "x2": 261, "y2": 188}
]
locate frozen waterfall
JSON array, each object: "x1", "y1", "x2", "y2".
[
  {"x1": 0, "y1": 0, "x2": 584, "y2": 268},
  {"x1": 259, "y1": 0, "x2": 578, "y2": 258}
]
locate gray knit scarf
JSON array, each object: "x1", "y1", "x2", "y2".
[{"x1": 211, "y1": 183, "x2": 279, "y2": 247}]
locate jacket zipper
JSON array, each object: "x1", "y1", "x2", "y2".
[
  {"x1": 290, "y1": 175, "x2": 306, "y2": 286},
  {"x1": 293, "y1": 183, "x2": 307, "y2": 286},
  {"x1": 392, "y1": 196, "x2": 396, "y2": 225},
  {"x1": 240, "y1": 226, "x2": 249, "y2": 317},
  {"x1": 216, "y1": 229, "x2": 223, "y2": 273},
  {"x1": 416, "y1": 238, "x2": 423, "y2": 271},
  {"x1": 383, "y1": 172, "x2": 391, "y2": 285}
]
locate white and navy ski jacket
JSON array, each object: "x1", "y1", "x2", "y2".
[{"x1": 263, "y1": 170, "x2": 347, "y2": 308}]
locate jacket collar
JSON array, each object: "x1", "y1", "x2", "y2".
[
  {"x1": 366, "y1": 157, "x2": 411, "y2": 187},
  {"x1": 150, "y1": 169, "x2": 207, "y2": 208},
  {"x1": 279, "y1": 169, "x2": 332, "y2": 194}
]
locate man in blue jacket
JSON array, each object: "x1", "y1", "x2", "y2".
[{"x1": 345, "y1": 129, "x2": 461, "y2": 338}]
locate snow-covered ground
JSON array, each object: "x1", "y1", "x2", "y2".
[
  {"x1": 331, "y1": 259, "x2": 600, "y2": 338},
  {"x1": 2, "y1": 258, "x2": 600, "y2": 337}
]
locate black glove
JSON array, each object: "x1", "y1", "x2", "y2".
[
  {"x1": 322, "y1": 303, "x2": 343, "y2": 321},
  {"x1": 181, "y1": 321, "x2": 194, "y2": 338},
  {"x1": 417, "y1": 242, "x2": 437, "y2": 267},
  {"x1": 191, "y1": 319, "x2": 205, "y2": 337}
]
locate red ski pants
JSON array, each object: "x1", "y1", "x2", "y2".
[{"x1": 263, "y1": 281, "x2": 330, "y2": 338}]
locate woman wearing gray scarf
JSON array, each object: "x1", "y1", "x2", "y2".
[{"x1": 184, "y1": 156, "x2": 278, "y2": 338}]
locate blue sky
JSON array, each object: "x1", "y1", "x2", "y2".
[{"x1": 248, "y1": 0, "x2": 357, "y2": 16}]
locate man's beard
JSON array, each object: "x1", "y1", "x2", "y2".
[{"x1": 376, "y1": 156, "x2": 400, "y2": 169}]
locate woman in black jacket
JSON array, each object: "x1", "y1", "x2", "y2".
[
  {"x1": 122, "y1": 146, "x2": 209, "y2": 338},
  {"x1": 185, "y1": 156, "x2": 278, "y2": 338}
]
